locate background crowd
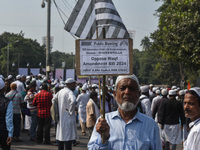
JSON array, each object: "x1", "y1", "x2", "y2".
[{"x1": 0, "y1": 73, "x2": 199, "y2": 150}]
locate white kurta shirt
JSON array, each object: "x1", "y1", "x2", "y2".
[
  {"x1": 140, "y1": 94, "x2": 152, "y2": 118},
  {"x1": 76, "y1": 92, "x2": 89, "y2": 123},
  {"x1": 54, "y1": 87, "x2": 77, "y2": 141},
  {"x1": 12, "y1": 80, "x2": 25, "y2": 93},
  {"x1": 184, "y1": 118, "x2": 200, "y2": 150},
  {"x1": 151, "y1": 95, "x2": 161, "y2": 122}
]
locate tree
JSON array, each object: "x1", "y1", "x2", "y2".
[
  {"x1": 51, "y1": 51, "x2": 74, "y2": 69},
  {"x1": 0, "y1": 32, "x2": 46, "y2": 76},
  {"x1": 152, "y1": 0, "x2": 200, "y2": 69},
  {"x1": 140, "y1": 36, "x2": 151, "y2": 51}
]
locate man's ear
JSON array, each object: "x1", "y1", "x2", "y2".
[{"x1": 113, "y1": 91, "x2": 117, "y2": 100}]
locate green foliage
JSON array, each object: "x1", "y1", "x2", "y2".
[
  {"x1": 152, "y1": 59, "x2": 182, "y2": 86},
  {"x1": 51, "y1": 51, "x2": 74, "y2": 69},
  {"x1": 152, "y1": 0, "x2": 200, "y2": 69},
  {"x1": 0, "y1": 32, "x2": 46, "y2": 76},
  {"x1": 136, "y1": 35, "x2": 200, "y2": 87},
  {"x1": 134, "y1": 37, "x2": 161, "y2": 85},
  {"x1": 0, "y1": 32, "x2": 76, "y2": 77}
]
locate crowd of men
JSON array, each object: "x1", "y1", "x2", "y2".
[{"x1": 0, "y1": 73, "x2": 200, "y2": 150}]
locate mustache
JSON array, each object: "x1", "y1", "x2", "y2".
[
  {"x1": 122, "y1": 95, "x2": 133, "y2": 100},
  {"x1": 184, "y1": 108, "x2": 191, "y2": 113}
]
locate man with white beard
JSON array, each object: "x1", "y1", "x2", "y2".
[{"x1": 88, "y1": 74, "x2": 162, "y2": 150}]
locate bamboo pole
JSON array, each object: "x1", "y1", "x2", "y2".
[
  {"x1": 96, "y1": 27, "x2": 106, "y2": 143},
  {"x1": 102, "y1": 28, "x2": 106, "y2": 143}
]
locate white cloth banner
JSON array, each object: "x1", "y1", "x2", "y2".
[
  {"x1": 66, "y1": 69, "x2": 75, "y2": 79},
  {"x1": 18, "y1": 68, "x2": 28, "y2": 76},
  {"x1": 30, "y1": 68, "x2": 40, "y2": 76},
  {"x1": 55, "y1": 69, "x2": 64, "y2": 80}
]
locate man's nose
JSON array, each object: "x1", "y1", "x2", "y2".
[
  {"x1": 184, "y1": 103, "x2": 189, "y2": 109},
  {"x1": 124, "y1": 88, "x2": 131, "y2": 94}
]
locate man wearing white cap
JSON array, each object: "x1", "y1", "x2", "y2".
[
  {"x1": 151, "y1": 89, "x2": 162, "y2": 122},
  {"x1": 7, "y1": 75, "x2": 13, "y2": 81},
  {"x1": 149, "y1": 84, "x2": 154, "y2": 96},
  {"x1": 150, "y1": 87, "x2": 158, "y2": 102},
  {"x1": 160, "y1": 90, "x2": 185, "y2": 150},
  {"x1": 177, "y1": 89, "x2": 185, "y2": 103},
  {"x1": 88, "y1": 74, "x2": 161, "y2": 149},
  {"x1": 76, "y1": 85, "x2": 89, "y2": 136},
  {"x1": 183, "y1": 87, "x2": 200, "y2": 150},
  {"x1": 86, "y1": 91, "x2": 100, "y2": 139},
  {"x1": 139, "y1": 85, "x2": 152, "y2": 118},
  {"x1": 12, "y1": 75, "x2": 25, "y2": 94},
  {"x1": 0, "y1": 75, "x2": 5, "y2": 80},
  {"x1": 153, "y1": 89, "x2": 168, "y2": 123},
  {"x1": 53, "y1": 78, "x2": 77, "y2": 150},
  {"x1": 0, "y1": 78, "x2": 13, "y2": 150}
]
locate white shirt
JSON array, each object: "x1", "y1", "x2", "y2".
[
  {"x1": 12, "y1": 80, "x2": 25, "y2": 94},
  {"x1": 54, "y1": 87, "x2": 77, "y2": 141},
  {"x1": 151, "y1": 95, "x2": 161, "y2": 122},
  {"x1": 76, "y1": 92, "x2": 90, "y2": 123},
  {"x1": 140, "y1": 95, "x2": 152, "y2": 118},
  {"x1": 184, "y1": 118, "x2": 200, "y2": 150}
]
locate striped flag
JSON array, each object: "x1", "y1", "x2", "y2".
[{"x1": 64, "y1": 0, "x2": 130, "y2": 39}]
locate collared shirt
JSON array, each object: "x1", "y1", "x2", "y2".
[
  {"x1": 160, "y1": 98, "x2": 185, "y2": 126},
  {"x1": 6, "y1": 101, "x2": 14, "y2": 137},
  {"x1": 32, "y1": 90, "x2": 53, "y2": 118},
  {"x1": 140, "y1": 94, "x2": 152, "y2": 118},
  {"x1": 24, "y1": 90, "x2": 37, "y2": 111},
  {"x1": 184, "y1": 118, "x2": 200, "y2": 150},
  {"x1": 86, "y1": 99, "x2": 100, "y2": 128},
  {"x1": 6, "y1": 90, "x2": 23, "y2": 114},
  {"x1": 151, "y1": 95, "x2": 162, "y2": 122},
  {"x1": 76, "y1": 92, "x2": 90, "y2": 123},
  {"x1": 88, "y1": 110, "x2": 162, "y2": 150}
]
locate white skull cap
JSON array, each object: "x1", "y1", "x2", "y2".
[
  {"x1": 140, "y1": 86, "x2": 149, "y2": 93},
  {"x1": 156, "y1": 89, "x2": 161, "y2": 94},
  {"x1": 189, "y1": 87, "x2": 200, "y2": 97},
  {"x1": 179, "y1": 90, "x2": 185, "y2": 96},
  {"x1": 114, "y1": 74, "x2": 139, "y2": 91},
  {"x1": 161, "y1": 89, "x2": 168, "y2": 96},
  {"x1": 153, "y1": 87, "x2": 158, "y2": 92},
  {"x1": 26, "y1": 76, "x2": 31, "y2": 80},
  {"x1": 82, "y1": 85, "x2": 87, "y2": 91},
  {"x1": 65, "y1": 78, "x2": 76, "y2": 84},
  {"x1": 169, "y1": 90, "x2": 177, "y2": 96},
  {"x1": 7, "y1": 75, "x2": 12, "y2": 80},
  {"x1": 0, "y1": 78, "x2": 5, "y2": 90},
  {"x1": 16, "y1": 75, "x2": 21, "y2": 80},
  {"x1": 0, "y1": 75, "x2": 4, "y2": 79}
]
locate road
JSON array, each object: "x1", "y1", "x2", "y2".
[
  {"x1": 10, "y1": 124, "x2": 183, "y2": 150},
  {"x1": 11, "y1": 125, "x2": 88, "y2": 150}
]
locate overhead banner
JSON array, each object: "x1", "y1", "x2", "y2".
[
  {"x1": 18, "y1": 68, "x2": 28, "y2": 76},
  {"x1": 55, "y1": 69, "x2": 64, "y2": 81},
  {"x1": 66, "y1": 69, "x2": 75, "y2": 80},
  {"x1": 30, "y1": 68, "x2": 40, "y2": 76},
  {"x1": 76, "y1": 38, "x2": 133, "y2": 76}
]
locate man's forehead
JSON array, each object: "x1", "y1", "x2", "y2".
[
  {"x1": 184, "y1": 93, "x2": 198, "y2": 101},
  {"x1": 118, "y1": 78, "x2": 137, "y2": 85}
]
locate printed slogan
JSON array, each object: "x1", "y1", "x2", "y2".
[{"x1": 78, "y1": 39, "x2": 131, "y2": 75}]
